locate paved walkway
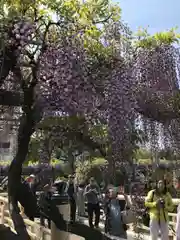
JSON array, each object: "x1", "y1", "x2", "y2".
[{"x1": 78, "y1": 216, "x2": 153, "y2": 240}]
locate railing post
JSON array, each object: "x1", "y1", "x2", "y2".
[
  {"x1": 38, "y1": 225, "x2": 44, "y2": 240},
  {"x1": 172, "y1": 215, "x2": 176, "y2": 240},
  {"x1": 51, "y1": 204, "x2": 70, "y2": 240},
  {"x1": 0, "y1": 202, "x2": 5, "y2": 224}
]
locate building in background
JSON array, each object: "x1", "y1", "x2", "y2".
[
  {"x1": 0, "y1": 133, "x2": 17, "y2": 161},
  {"x1": 0, "y1": 107, "x2": 20, "y2": 162}
]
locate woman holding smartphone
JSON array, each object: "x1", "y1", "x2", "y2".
[{"x1": 104, "y1": 187, "x2": 127, "y2": 239}]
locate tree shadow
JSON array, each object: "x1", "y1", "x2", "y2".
[{"x1": 0, "y1": 224, "x2": 18, "y2": 239}]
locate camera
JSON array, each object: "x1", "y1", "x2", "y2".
[{"x1": 159, "y1": 198, "x2": 165, "y2": 207}]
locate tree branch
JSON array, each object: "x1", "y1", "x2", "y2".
[
  {"x1": 92, "y1": 13, "x2": 113, "y2": 24},
  {"x1": 38, "y1": 125, "x2": 106, "y2": 158}
]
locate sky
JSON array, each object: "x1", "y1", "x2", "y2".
[{"x1": 117, "y1": 0, "x2": 180, "y2": 34}]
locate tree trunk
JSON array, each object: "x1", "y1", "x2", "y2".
[
  {"x1": 68, "y1": 151, "x2": 75, "y2": 173},
  {"x1": 8, "y1": 98, "x2": 43, "y2": 239},
  {"x1": 39, "y1": 136, "x2": 53, "y2": 164},
  {"x1": 8, "y1": 116, "x2": 33, "y2": 239}
]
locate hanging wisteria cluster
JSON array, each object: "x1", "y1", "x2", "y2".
[
  {"x1": 37, "y1": 39, "x2": 100, "y2": 115},
  {"x1": 35, "y1": 21, "x2": 136, "y2": 177},
  {"x1": 10, "y1": 20, "x2": 36, "y2": 50},
  {"x1": 107, "y1": 62, "x2": 135, "y2": 176},
  {"x1": 0, "y1": 18, "x2": 36, "y2": 138},
  {"x1": 134, "y1": 45, "x2": 180, "y2": 157}
]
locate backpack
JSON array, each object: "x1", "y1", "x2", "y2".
[{"x1": 142, "y1": 190, "x2": 155, "y2": 227}]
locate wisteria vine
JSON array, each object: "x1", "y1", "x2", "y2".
[
  {"x1": 1, "y1": 19, "x2": 180, "y2": 227},
  {"x1": 1, "y1": 18, "x2": 180, "y2": 174}
]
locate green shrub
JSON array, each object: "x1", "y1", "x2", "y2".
[
  {"x1": 138, "y1": 158, "x2": 152, "y2": 165},
  {"x1": 75, "y1": 158, "x2": 107, "y2": 184},
  {"x1": 75, "y1": 157, "x2": 127, "y2": 185},
  {"x1": 0, "y1": 160, "x2": 11, "y2": 166}
]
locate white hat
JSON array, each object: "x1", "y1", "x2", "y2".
[{"x1": 30, "y1": 174, "x2": 35, "y2": 178}]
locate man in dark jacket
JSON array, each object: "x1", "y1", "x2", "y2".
[
  {"x1": 84, "y1": 177, "x2": 101, "y2": 228},
  {"x1": 28, "y1": 174, "x2": 38, "y2": 196},
  {"x1": 66, "y1": 175, "x2": 77, "y2": 223}
]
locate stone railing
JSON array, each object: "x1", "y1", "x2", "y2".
[
  {"x1": 0, "y1": 193, "x2": 179, "y2": 240},
  {"x1": 0, "y1": 195, "x2": 87, "y2": 240},
  {"x1": 0, "y1": 195, "x2": 51, "y2": 240}
]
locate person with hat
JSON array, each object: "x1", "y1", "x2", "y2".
[
  {"x1": 84, "y1": 177, "x2": 101, "y2": 228},
  {"x1": 27, "y1": 174, "x2": 38, "y2": 196}
]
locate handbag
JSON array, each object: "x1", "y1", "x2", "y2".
[
  {"x1": 121, "y1": 209, "x2": 136, "y2": 224},
  {"x1": 142, "y1": 210, "x2": 150, "y2": 227}
]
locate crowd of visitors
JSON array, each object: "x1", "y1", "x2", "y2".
[{"x1": 24, "y1": 172, "x2": 180, "y2": 240}]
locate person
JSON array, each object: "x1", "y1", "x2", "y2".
[
  {"x1": 104, "y1": 188, "x2": 127, "y2": 239},
  {"x1": 18, "y1": 176, "x2": 38, "y2": 221},
  {"x1": 117, "y1": 185, "x2": 132, "y2": 207},
  {"x1": 145, "y1": 180, "x2": 153, "y2": 194},
  {"x1": 84, "y1": 177, "x2": 101, "y2": 228},
  {"x1": 117, "y1": 185, "x2": 132, "y2": 232},
  {"x1": 145, "y1": 179, "x2": 174, "y2": 240},
  {"x1": 38, "y1": 184, "x2": 52, "y2": 228},
  {"x1": 27, "y1": 174, "x2": 38, "y2": 196},
  {"x1": 165, "y1": 172, "x2": 176, "y2": 198},
  {"x1": 100, "y1": 181, "x2": 106, "y2": 192},
  {"x1": 175, "y1": 176, "x2": 180, "y2": 240},
  {"x1": 66, "y1": 175, "x2": 77, "y2": 224},
  {"x1": 77, "y1": 182, "x2": 85, "y2": 216}
]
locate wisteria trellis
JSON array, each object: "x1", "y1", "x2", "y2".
[
  {"x1": 37, "y1": 26, "x2": 180, "y2": 174},
  {"x1": 1, "y1": 18, "x2": 180, "y2": 176}
]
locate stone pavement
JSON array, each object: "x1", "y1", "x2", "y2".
[
  {"x1": 35, "y1": 215, "x2": 154, "y2": 240},
  {"x1": 78, "y1": 216, "x2": 155, "y2": 240}
]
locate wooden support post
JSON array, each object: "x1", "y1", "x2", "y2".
[
  {"x1": 38, "y1": 226, "x2": 44, "y2": 240},
  {"x1": 51, "y1": 204, "x2": 70, "y2": 240},
  {"x1": 172, "y1": 215, "x2": 176, "y2": 240},
  {"x1": 0, "y1": 202, "x2": 5, "y2": 224}
]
